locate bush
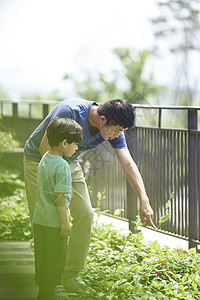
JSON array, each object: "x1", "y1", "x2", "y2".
[
  {"x1": 80, "y1": 217, "x2": 200, "y2": 299},
  {"x1": 0, "y1": 130, "x2": 20, "y2": 151},
  {"x1": 0, "y1": 167, "x2": 32, "y2": 240}
]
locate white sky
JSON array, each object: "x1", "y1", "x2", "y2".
[{"x1": 0, "y1": 0, "x2": 160, "y2": 97}]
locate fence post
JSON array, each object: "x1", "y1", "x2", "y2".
[
  {"x1": 158, "y1": 108, "x2": 162, "y2": 128},
  {"x1": 12, "y1": 102, "x2": 18, "y2": 118},
  {"x1": 125, "y1": 127, "x2": 139, "y2": 232},
  {"x1": 43, "y1": 104, "x2": 49, "y2": 118},
  {"x1": 188, "y1": 109, "x2": 198, "y2": 249}
]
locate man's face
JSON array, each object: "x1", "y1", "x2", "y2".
[{"x1": 99, "y1": 124, "x2": 127, "y2": 140}]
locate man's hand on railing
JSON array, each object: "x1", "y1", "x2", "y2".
[{"x1": 139, "y1": 200, "x2": 157, "y2": 229}]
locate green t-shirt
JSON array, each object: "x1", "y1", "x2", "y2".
[{"x1": 33, "y1": 152, "x2": 72, "y2": 228}]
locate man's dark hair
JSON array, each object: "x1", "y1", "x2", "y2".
[
  {"x1": 97, "y1": 98, "x2": 135, "y2": 128},
  {"x1": 47, "y1": 117, "x2": 83, "y2": 147}
]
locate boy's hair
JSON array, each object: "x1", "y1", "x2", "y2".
[
  {"x1": 97, "y1": 98, "x2": 135, "y2": 128},
  {"x1": 47, "y1": 117, "x2": 83, "y2": 147}
]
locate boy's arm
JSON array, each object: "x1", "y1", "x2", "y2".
[{"x1": 55, "y1": 192, "x2": 71, "y2": 237}]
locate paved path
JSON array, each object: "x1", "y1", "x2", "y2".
[
  {"x1": 0, "y1": 240, "x2": 38, "y2": 300},
  {"x1": 0, "y1": 241, "x2": 81, "y2": 300}
]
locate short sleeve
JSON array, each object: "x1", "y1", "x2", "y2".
[
  {"x1": 109, "y1": 131, "x2": 127, "y2": 149},
  {"x1": 51, "y1": 104, "x2": 73, "y2": 120},
  {"x1": 54, "y1": 163, "x2": 72, "y2": 194}
]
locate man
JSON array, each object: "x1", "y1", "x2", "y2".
[{"x1": 24, "y1": 97, "x2": 156, "y2": 293}]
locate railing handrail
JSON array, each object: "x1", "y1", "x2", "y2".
[
  {"x1": 1, "y1": 99, "x2": 200, "y2": 111},
  {"x1": 0, "y1": 99, "x2": 59, "y2": 105},
  {"x1": 134, "y1": 104, "x2": 200, "y2": 110}
]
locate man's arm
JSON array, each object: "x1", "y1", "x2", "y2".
[
  {"x1": 114, "y1": 147, "x2": 156, "y2": 229},
  {"x1": 39, "y1": 130, "x2": 50, "y2": 157}
]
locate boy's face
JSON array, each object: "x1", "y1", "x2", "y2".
[{"x1": 63, "y1": 141, "x2": 78, "y2": 157}]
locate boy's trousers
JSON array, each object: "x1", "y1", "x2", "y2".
[
  {"x1": 34, "y1": 224, "x2": 66, "y2": 299},
  {"x1": 24, "y1": 157, "x2": 94, "y2": 280}
]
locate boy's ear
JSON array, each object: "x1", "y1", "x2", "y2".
[{"x1": 62, "y1": 139, "x2": 68, "y2": 146}]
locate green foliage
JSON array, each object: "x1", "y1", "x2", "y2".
[
  {"x1": 0, "y1": 167, "x2": 32, "y2": 241},
  {"x1": 112, "y1": 48, "x2": 164, "y2": 103},
  {"x1": 0, "y1": 130, "x2": 20, "y2": 150},
  {"x1": 152, "y1": 0, "x2": 200, "y2": 54},
  {"x1": 21, "y1": 90, "x2": 61, "y2": 101},
  {"x1": 77, "y1": 193, "x2": 200, "y2": 299},
  {"x1": 0, "y1": 129, "x2": 20, "y2": 160},
  {"x1": 151, "y1": 0, "x2": 200, "y2": 105},
  {"x1": 64, "y1": 47, "x2": 164, "y2": 103},
  {"x1": 80, "y1": 219, "x2": 200, "y2": 299}
]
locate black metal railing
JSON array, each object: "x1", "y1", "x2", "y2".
[{"x1": 0, "y1": 99, "x2": 200, "y2": 248}]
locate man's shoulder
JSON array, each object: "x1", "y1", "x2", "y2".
[{"x1": 60, "y1": 98, "x2": 93, "y2": 109}]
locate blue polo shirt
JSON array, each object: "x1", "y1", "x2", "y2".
[{"x1": 24, "y1": 98, "x2": 127, "y2": 163}]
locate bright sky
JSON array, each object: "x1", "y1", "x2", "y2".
[{"x1": 0, "y1": 0, "x2": 160, "y2": 98}]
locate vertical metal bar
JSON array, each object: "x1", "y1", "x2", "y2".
[
  {"x1": 141, "y1": 129, "x2": 144, "y2": 177},
  {"x1": 180, "y1": 132, "x2": 184, "y2": 236},
  {"x1": 43, "y1": 104, "x2": 49, "y2": 118},
  {"x1": 150, "y1": 129, "x2": 153, "y2": 202},
  {"x1": 185, "y1": 132, "x2": 188, "y2": 238},
  {"x1": 177, "y1": 132, "x2": 180, "y2": 235},
  {"x1": 163, "y1": 131, "x2": 166, "y2": 231},
  {"x1": 157, "y1": 129, "x2": 160, "y2": 224},
  {"x1": 198, "y1": 134, "x2": 200, "y2": 242},
  {"x1": 153, "y1": 130, "x2": 157, "y2": 224},
  {"x1": 144, "y1": 128, "x2": 147, "y2": 185},
  {"x1": 126, "y1": 127, "x2": 138, "y2": 232},
  {"x1": 147, "y1": 129, "x2": 151, "y2": 202},
  {"x1": 166, "y1": 131, "x2": 170, "y2": 203},
  {"x1": 160, "y1": 130, "x2": 163, "y2": 219},
  {"x1": 173, "y1": 131, "x2": 177, "y2": 233},
  {"x1": 29, "y1": 104, "x2": 32, "y2": 118},
  {"x1": 12, "y1": 102, "x2": 18, "y2": 118},
  {"x1": 195, "y1": 133, "x2": 199, "y2": 241},
  {"x1": 158, "y1": 108, "x2": 162, "y2": 128},
  {"x1": 188, "y1": 109, "x2": 198, "y2": 248},
  {"x1": 170, "y1": 131, "x2": 174, "y2": 233}
]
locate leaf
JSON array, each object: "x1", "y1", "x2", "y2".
[
  {"x1": 158, "y1": 213, "x2": 170, "y2": 226},
  {"x1": 189, "y1": 248, "x2": 196, "y2": 255},
  {"x1": 150, "y1": 240, "x2": 161, "y2": 251},
  {"x1": 106, "y1": 281, "x2": 114, "y2": 287},
  {"x1": 114, "y1": 208, "x2": 124, "y2": 216},
  {"x1": 182, "y1": 273, "x2": 189, "y2": 283}
]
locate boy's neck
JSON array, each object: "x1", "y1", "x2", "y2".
[{"x1": 48, "y1": 147, "x2": 63, "y2": 156}]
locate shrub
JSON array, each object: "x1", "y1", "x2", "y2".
[
  {"x1": 80, "y1": 216, "x2": 200, "y2": 299},
  {"x1": 0, "y1": 167, "x2": 32, "y2": 240}
]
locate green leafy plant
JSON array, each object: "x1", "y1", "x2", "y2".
[
  {"x1": 80, "y1": 219, "x2": 200, "y2": 299},
  {"x1": 0, "y1": 167, "x2": 32, "y2": 240},
  {"x1": 78, "y1": 192, "x2": 200, "y2": 299}
]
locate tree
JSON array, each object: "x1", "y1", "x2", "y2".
[
  {"x1": 151, "y1": 0, "x2": 200, "y2": 104},
  {"x1": 63, "y1": 48, "x2": 164, "y2": 104}
]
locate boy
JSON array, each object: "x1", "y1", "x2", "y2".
[{"x1": 33, "y1": 117, "x2": 83, "y2": 300}]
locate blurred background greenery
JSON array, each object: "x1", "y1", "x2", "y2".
[{"x1": 0, "y1": 0, "x2": 200, "y2": 127}]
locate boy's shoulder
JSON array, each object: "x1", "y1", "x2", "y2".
[{"x1": 39, "y1": 152, "x2": 69, "y2": 168}]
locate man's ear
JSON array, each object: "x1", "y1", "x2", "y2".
[{"x1": 99, "y1": 115, "x2": 107, "y2": 125}]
